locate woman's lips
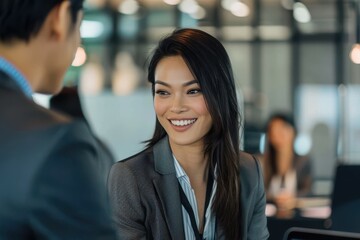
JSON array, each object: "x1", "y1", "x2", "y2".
[{"x1": 168, "y1": 118, "x2": 197, "y2": 132}]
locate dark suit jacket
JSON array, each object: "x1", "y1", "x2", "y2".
[
  {"x1": 0, "y1": 71, "x2": 116, "y2": 239},
  {"x1": 108, "y1": 137, "x2": 269, "y2": 240}
]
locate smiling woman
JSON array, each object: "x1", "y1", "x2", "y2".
[{"x1": 108, "y1": 28, "x2": 269, "y2": 240}]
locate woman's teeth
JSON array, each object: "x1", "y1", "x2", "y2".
[{"x1": 170, "y1": 119, "x2": 196, "y2": 126}]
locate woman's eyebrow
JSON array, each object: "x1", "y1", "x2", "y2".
[
  {"x1": 154, "y1": 79, "x2": 198, "y2": 87},
  {"x1": 183, "y1": 79, "x2": 198, "y2": 87}
]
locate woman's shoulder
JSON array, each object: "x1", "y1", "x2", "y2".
[
  {"x1": 239, "y1": 151, "x2": 260, "y2": 170},
  {"x1": 238, "y1": 151, "x2": 263, "y2": 185},
  {"x1": 111, "y1": 147, "x2": 154, "y2": 175}
]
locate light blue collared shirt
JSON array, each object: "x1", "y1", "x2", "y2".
[
  {"x1": 0, "y1": 57, "x2": 33, "y2": 98},
  {"x1": 173, "y1": 155, "x2": 217, "y2": 240}
]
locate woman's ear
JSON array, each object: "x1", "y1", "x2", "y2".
[{"x1": 47, "y1": 0, "x2": 71, "y2": 41}]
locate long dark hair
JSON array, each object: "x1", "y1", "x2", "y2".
[
  {"x1": 264, "y1": 113, "x2": 296, "y2": 188},
  {"x1": 147, "y1": 28, "x2": 242, "y2": 239}
]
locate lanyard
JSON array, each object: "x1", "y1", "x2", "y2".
[{"x1": 178, "y1": 173, "x2": 214, "y2": 240}]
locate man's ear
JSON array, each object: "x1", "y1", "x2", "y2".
[{"x1": 48, "y1": 0, "x2": 71, "y2": 41}]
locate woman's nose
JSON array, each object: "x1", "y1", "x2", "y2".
[{"x1": 170, "y1": 95, "x2": 187, "y2": 113}]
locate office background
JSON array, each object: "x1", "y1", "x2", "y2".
[{"x1": 34, "y1": 0, "x2": 360, "y2": 197}]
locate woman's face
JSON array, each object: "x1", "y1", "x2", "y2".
[
  {"x1": 153, "y1": 55, "x2": 212, "y2": 149},
  {"x1": 268, "y1": 118, "x2": 295, "y2": 149}
]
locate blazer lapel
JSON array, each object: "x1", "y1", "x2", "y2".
[{"x1": 152, "y1": 137, "x2": 185, "y2": 240}]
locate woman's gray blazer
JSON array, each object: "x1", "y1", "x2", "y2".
[{"x1": 108, "y1": 137, "x2": 269, "y2": 240}]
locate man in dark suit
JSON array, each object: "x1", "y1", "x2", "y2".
[
  {"x1": 0, "y1": 0, "x2": 116, "y2": 238},
  {"x1": 49, "y1": 86, "x2": 116, "y2": 183}
]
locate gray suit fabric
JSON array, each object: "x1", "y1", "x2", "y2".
[
  {"x1": 0, "y1": 71, "x2": 116, "y2": 239},
  {"x1": 108, "y1": 137, "x2": 269, "y2": 240}
]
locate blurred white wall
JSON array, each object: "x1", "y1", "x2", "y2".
[{"x1": 81, "y1": 88, "x2": 155, "y2": 161}]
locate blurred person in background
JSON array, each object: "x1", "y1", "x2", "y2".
[
  {"x1": 108, "y1": 28, "x2": 269, "y2": 240},
  {"x1": 50, "y1": 86, "x2": 116, "y2": 182},
  {"x1": 0, "y1": 0, "x2": 116, "y2": 238},
  {"x1": 262, "y1": 113, "x2": 312, "y2": 215}
]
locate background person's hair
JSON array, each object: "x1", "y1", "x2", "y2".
[
  {"x1": 266, "y1": 112, "x2": 296, "y2": 135},
  {"x1": 0, "y1": 0, "x2": 84, "y2": 43},
  {"x1": 147, "y1": 28, "x2": 242, "y2": 240},
  {"x1": 264, "y1": 112, "x2": 296, "y2": 186}
]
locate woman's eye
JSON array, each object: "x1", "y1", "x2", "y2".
[
  {"x1": 155, "y1": 90, "x2": 169, "y2": 95},
  {"x1": 188, "y1": 89, "x2": 201, "y2": 94}
]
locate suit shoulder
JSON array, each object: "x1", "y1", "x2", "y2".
[
  {"x1": 24, "y1": 100, "x2": 72, "y2": 127},
  {"x1": 111, "y1": 148, "x2": 153, "y2": 172},
  {"x1": 0, "y1": 92, "x2": 96, "y2": 154},
  {"x1": 239, "y1": 151, "x2": 258, "y2": 169},
  {"x1": 1, "y1": 91, "x2": 73, "y2": 132},
  {"x1": 109, "y1": 148, "x2": 155, "y2": 190},
  {"x1": 239, "y1": 151, "x2": 262, "y2": 185}
]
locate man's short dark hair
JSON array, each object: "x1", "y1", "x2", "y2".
[{"x1": 0, "y1": 0, "x2": 84, "y2": 42}]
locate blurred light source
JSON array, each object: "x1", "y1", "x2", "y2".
[
  {"x1": 80, "y1": 20, "x2": 104, "y2": 38},
  {"x1": 259, "y1": 133, "x2": 266, "y2": 154},
  {"x1": 118, "y1": 0, "x2": 139, "y2": 15},
  {"x1": 179, "y1": 0, "x2": 199, "y2": 14},
  {"x1": 230, "y1": 1, "x2": 249, "y2": 17},
  {"x1": 281, "y1": 0, "x2": 294, "y2": 10},
  {"x1": 294, "y1": 134, "x2": 312, "y2": 155},
  {"x1": 222, "y1": 0, "x2": 249, "y2": 18},
  {"x1": 163, "y1": 0, "x2": 181, "y2": 5},
  {"x1": 112, "y1": 52, "x2": 141, "y2": 95},
  {"x1": 80, "y1": 62, "x2": 104, "y2": 95},
  {"x1": 350, "y1": 44, "x2": 360, "y2": 64},
  {"x1": 221, "y1": 0, "x2": 237, "y2": 11},
  {"x1": 293, "y1": 2, "x2": 311, "y2": 23},
  {"x1": 72, "y1": 47, "x2": 87, "y2": 67},
  {"x1": 350, "y1": 1, "x2": 360, "y2": 64},
  {"x1": 190, "y1": 5, "x2": 206, "y2": 19}
]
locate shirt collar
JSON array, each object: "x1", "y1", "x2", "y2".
[
  {"x1": 173, "y1": 154, "x2": 187, "y2": 179},
  {"x1": 0, "y1": 57, "x2": 33, "y2": 98},
  {"x1": 172, "y1": 154, "x2": 218, "y2": 179}
]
